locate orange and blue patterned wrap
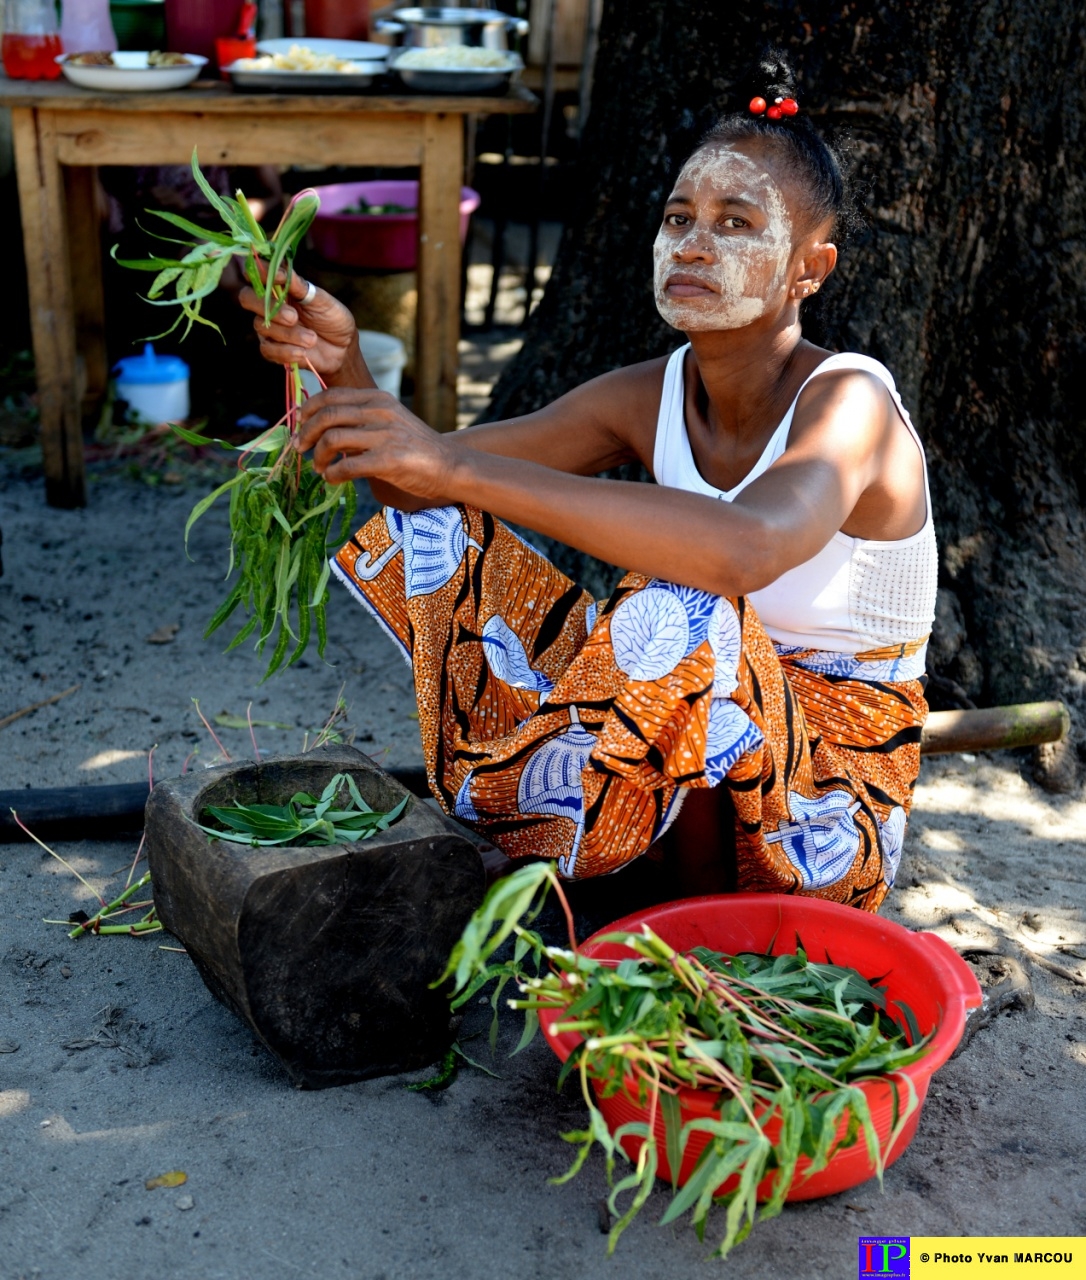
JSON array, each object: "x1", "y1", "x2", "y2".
[{"x1": 332, "y1": 505, "x2": 928, "y2": 912}]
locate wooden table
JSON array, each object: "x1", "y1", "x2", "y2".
[{"x1": 1, "y1": 77, "x2": 536, "y2": 507}]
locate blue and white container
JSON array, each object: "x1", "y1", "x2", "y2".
[{"x1": 113, "y1": 344, "x2": 190, "y2": 424}]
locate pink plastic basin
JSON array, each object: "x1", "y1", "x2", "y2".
[
  {"x1": 308, "y1": 180, "x2": 481, "y2": 270},
  {"x1": 539, "y1": 894, "x2": 982, "y2": 1201}
]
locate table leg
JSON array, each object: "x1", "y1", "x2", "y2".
[
  {"x1": 64, "y1": 166, "x2": 108, "y2": 410},
  {"x1": 11, "y1": 108, "x2": 84, "y2": 508},
  {"x1": 416, "y1": 113, "x2": 464, "y2": 433}
]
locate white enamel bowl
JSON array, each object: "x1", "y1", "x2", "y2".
[{"x1": 57, "y1": 51, "x2": 206, "y2": 91}]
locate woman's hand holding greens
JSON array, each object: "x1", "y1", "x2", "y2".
[
  {"x1": 293, "y1": 388, "x2": 456, "y2": 505},
  {"x1": 238, "y1": 270, "x2": 368, "y2": 386}
]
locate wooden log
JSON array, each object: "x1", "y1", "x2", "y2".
[
  {"x1": 0, "y1": 780, "x2": 148, "y2": 841},
  {"x1": 144, "y1": 745, "x2": 485, "y2": 1087},
  {"x1": 921, "y1": 701, "x2": 1070, "y2": 755}
]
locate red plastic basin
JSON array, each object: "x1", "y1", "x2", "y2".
[
  {"x1": 308, "y1": 180, "x2": 481, "y2": 270},
  {"x1": 539, "y1": 894, "x2": 981, "y2": 1201}
]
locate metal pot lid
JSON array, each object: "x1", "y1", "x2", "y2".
[{"x1": 390, "y1": 7, "x2": 520, "y2": 23}]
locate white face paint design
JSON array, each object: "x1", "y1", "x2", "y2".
[{"x1": 653, "y1": 145, "x2": 794, "y2": 332}]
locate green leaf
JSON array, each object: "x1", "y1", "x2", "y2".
[
  {"x1": 184, "y1": 473, "x2": 245, "y2": 556},
  {"x1": 511, "y1": 1006, "x2": 539, "y2": 1056},
  {"x1": 452, "y1": 1041, "x2": 502, "y2": 1079},
  {"x1": 110, "y1": 247, "x2": 193, "y2": 272},
  {"x1": 892, "y1": 997, "x2": 922, "y2": 1046},
  {"x1": 146, "y1": 207, "x2": 239, "y2": 246},
  {"x1": 235, "y1": 423, "x2": 290, "y2": 454},
  {"x1": 660, "y1": 1088, "x2": 684, "y2": 1191},
  {"x1": 190, "y1": 147, "x2": 251, "y2": 238},
  {"x1": 202, "y1": 581, "x2": 244, "y2": 638},
  {"x1": 170, "y1": 422, "x2": 222, "y2": 448}
]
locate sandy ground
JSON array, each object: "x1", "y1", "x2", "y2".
[
  {"x1": 2, "y1": 468, "x2": 1084, "y2": 1280},
  {"x1": 2, "y1": 304, "x2": 1086, "y2": 1275}
]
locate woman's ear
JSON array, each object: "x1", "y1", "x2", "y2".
[{"x1": 790, "y1": 239, "x2": 838, "y2": 300}]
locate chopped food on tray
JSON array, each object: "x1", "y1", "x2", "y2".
[
  {"x1": 394, "y1": 45, "x2": 513, "y2": 69},
  {"x1": 233, "y1": 43, "x2": 366, "y2": 74}
]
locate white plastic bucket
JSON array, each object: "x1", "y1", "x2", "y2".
[{"x1": 299, "y1": 330, "x2": 407, "y2": 402}]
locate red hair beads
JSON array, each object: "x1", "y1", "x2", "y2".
[{"x1": 750, "y1": 95, "x2": 799, "y2": 119}]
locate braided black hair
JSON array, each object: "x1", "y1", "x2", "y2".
[{"x1": 694, "y1": 50, "x2": 852, "y2": 239}]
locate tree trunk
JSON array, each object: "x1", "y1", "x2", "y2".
[{"x1": 487, "y1": 0, "x2": 1086, "y2": 766}]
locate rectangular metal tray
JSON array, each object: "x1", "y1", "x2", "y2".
[
  {"x1": 222, "y1": 61, "x2": 387, "y2": 92},
  {"x1": 389, "y1": 51, "x2": 522, "y2": 95}
]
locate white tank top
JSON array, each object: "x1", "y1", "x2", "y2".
[{"x1": 652, "y1": 346, "x2": 938, "y2": 655}]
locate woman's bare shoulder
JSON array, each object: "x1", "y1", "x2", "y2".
[{"x1": 789, "y1": 363, "x2": 898, "y2": 451}]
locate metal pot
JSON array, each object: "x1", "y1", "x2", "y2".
[{"x1": 375, "y1": 7, "x2": 528, "y2": 51}]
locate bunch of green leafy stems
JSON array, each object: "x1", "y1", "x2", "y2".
[
  {"x1": 440, "y1": 862, "x2": 931, "y2": 1261},
  {"x1": 197, "y1": 771, "x2": 407, "y2": 848},
  {"x1": 113, "y1": 150, "x2": 356, "y2": 681},
  {"x1": 13, "y1": 809, "x2": 161, "y2": 940}
]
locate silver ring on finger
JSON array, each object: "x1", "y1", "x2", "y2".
[{"x1": 298, "y1": 278, "x2": 317, "y2": 306}]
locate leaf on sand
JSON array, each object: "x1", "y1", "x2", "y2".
[
  {"x1": 406, "y1": 1048, "x2": 458, "y2": 1092},
  {"x1": 146, "y1": 624, "x2": 180, "y2": 644},
  {"x1": 145, "y1": 1170, "x2": 187, "y2": 1191}
]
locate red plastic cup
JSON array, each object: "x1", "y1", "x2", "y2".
[{"x1": 216, "y1": 35, "x2": 256, "y2": 77}]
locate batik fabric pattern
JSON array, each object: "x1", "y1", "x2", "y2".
[{"x1": 332, "y1": 505, "x2": 928, "y2": 912}]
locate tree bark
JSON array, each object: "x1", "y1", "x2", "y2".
[{"x1": 486, "y1": 0, "x2": 1086, "y2": 763}]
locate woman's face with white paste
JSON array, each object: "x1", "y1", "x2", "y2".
[{"x1": 654, "y1": 142, "x2": 797, "y2": 332}]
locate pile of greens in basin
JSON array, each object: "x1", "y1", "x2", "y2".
[
  {"x1": 199, "y1": 773, "x2": 408, "y2": 848},
  {"x1": 441, "y1": 862, "x2": 932, "y2": 1261}
]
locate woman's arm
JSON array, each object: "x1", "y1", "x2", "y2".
[
  {"x1": 242, "y1": 277, "x2": 916, "y2": 591},
  {"x1": 238, "y1": 274, "x2": 659, "y2": 508},
  {"x1": 294, "y1": 369, "x2": 903, "y2": 597}
]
